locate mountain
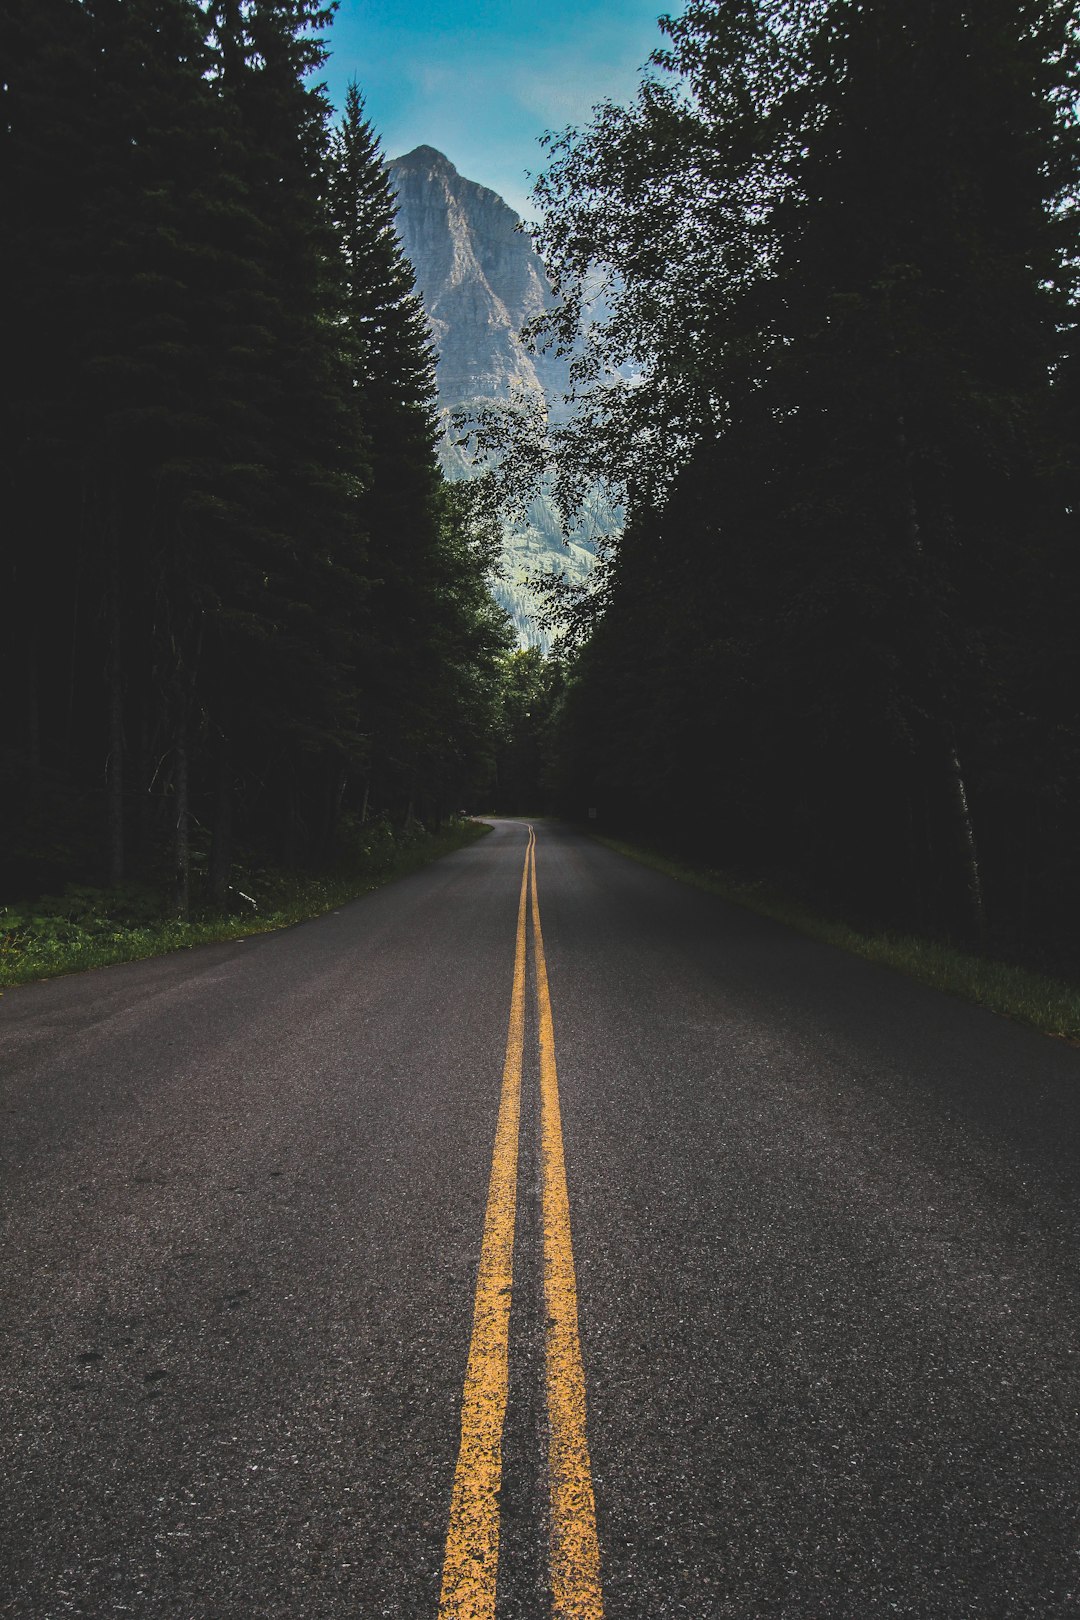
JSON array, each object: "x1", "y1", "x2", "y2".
[
  {"x1": 388, "y1": 146, "x2": 598, "y2": 648},
  {"x1": 388, "y1": 145, "x2": 568, "y2": 410}
]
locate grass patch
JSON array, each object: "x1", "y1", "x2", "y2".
[
  {"x1": 593, "y1": 833, "x2": 1080, "y2": 1043},
  {"x1": 0, "y1": 817, "x2": 491, "y2": 989}
]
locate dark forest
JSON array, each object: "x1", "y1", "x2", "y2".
[
  {"x1": 525, "y1": 0, "x2": 1080, "y2": 971},
  {"x1": 3, "y1": 0, "x2": 511, "y2": 932},
  {"x1": 4, "y1": 0, "x2": 1080, "y2": 984}
]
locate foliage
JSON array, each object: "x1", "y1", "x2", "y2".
[
  {"x1": 2, "y1": 1, "x2": 511, "y2": 917},
  {"x1": 490, "y1": 648, "x2": 566, "y2": 813},
  {"x1": 536, "y1": 0, "x2": 1080, "y2": 961},
  {"x1": 594, "y1": 834, "x2": 1080, "y2": 1044},
  {"x1": 0, "y1": 820, "x2": 491, "y2": 987}
]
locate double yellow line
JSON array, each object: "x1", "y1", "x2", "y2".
[{"x1": 438, "y1": 826, "x2": 603, "y2": 1619}]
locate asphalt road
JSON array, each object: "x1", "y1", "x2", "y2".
[{"x1": 3, "y1": 819, "x2": 1080, "y2": 1618}]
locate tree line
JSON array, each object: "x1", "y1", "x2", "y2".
[
  {"x1": 526, "y1": 0, "x2": 1080, "y2": 962},
  {"x1": 3, "y1": 0, "x2": 512, "y2": 914}
]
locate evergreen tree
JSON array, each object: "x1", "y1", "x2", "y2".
[
  {"x1": 3, "y1": 0, "x2": 518, "y2": 919},
  {"x1": 538, "y1": 0, "x2": 1080, "y2": 950},
  {"x1": 203, "y1": 0, "x2": 369, "y2": 880},
  {"x1": 327, "y1": 84, "x2": 511, "y2": 820},
  {"x1": 3, "y1": 0, "x2": 98, "y2": 886}
]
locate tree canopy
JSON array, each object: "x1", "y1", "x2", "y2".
[
  {"x1": 3, "y1": 0, "x2": 512, "y2": 913},
  {"x1": 534, "y1": 0, "x2": 1080, "y2": 956}
]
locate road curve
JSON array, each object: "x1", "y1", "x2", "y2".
[{"x1": 3, "y1": 819, "x2": 1080, "y2": 1617}]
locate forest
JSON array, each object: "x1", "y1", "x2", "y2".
[
  {"x1": 518, "y1": 0, "x2": 1080, "y2": 972},
  {"x1": 5, "y1": 0, "x2": 1080, "y2": 986},
  {"x1": 3, "y1": 0, "x2": 513, "y2": 934}
]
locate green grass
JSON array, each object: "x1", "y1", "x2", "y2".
[
  {"x1": 593, "y1": 834, "x2": 1080, "y2": 1044},
  {"x1": 0, "y1": 818, "x2": 491, "y2": 990}
]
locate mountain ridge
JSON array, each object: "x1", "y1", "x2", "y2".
[
  {"x1": 388, "y1": 145, "x2": 592, "y2": 648},
  {"x1": 388, "y1": 144, "x2": 569, "y2": 410}
]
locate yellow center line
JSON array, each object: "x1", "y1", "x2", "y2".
[
  {"x1": 439, "y1": 824, "x2": 603, "y2": 1618},
  {"x1": 529, "y1": 836, "x2": 604, "y2": 1620},
  {"x1": 438, "y1": 827, "x2": 532, "y2": 1620}
]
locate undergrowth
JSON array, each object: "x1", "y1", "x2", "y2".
[
  {"x1": 0, "y1": 817, "x2": 490, "y2": 989},
  {"x1": 594, "y1": 835, "x2": 1080, "y2": 1044}
]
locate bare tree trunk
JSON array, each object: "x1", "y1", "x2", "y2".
[
  {"x1": 946, "y1": 740, "x2": 986, "y2": 947},
  {"x1": 106, "y1": 532, "x2": 125, "y2": 886},
  {"x1": 208, "y1": 732, "x2": 233, "y2": 909},
  {"x1": 174, "y1": 721, "x2": 190, "y2": 921},
  {"x1": 897, "y1": 420, "x2": 986, "y2": 945}
]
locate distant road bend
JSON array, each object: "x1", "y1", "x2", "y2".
[{"x1": 3, "y1": 819, "x2": 1080, "y2": 1617}]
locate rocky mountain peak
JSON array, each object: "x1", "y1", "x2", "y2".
[
  {"x1": 388, "y1": 145, "x2": 568, "y2": 409},
  {"x1": 387, "y1": 147, "x2": 598, "y2": 649},
  {"x1": 396, "y1": 143, "x2": 454, "y2": 170}
]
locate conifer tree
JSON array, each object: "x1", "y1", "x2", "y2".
[
  {"x1": 327, "y1": 84, "x2": 511, "y2": 819},
  {"x1": 3, "y1": 0, "x2": 512, "y2": 910},
  {"x1": 3, "y1": 0, "x2": 97, "y2": 883},
  {"x1": 4, "y1": 0, "x2": 247, "y2": 893},
  {"x1": 203, "y1": 0, "x2": 369, "y2": 872}
]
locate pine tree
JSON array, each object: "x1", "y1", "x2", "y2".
[
  {"x1": 203, "y1": 0, "x2": 370, "y2": 874},
  {"x1": 4, "y1": 0, "x2": 251, "y2": 894},
  {"x1": 327, "y1": 84, "x2": 509, "y2": 819},
  {"x1": 2, "y1": 0, "x2": 97, "y2": 889},
  {"x1": 4, "y1": 0, "x2": 517, "y2": 914}
]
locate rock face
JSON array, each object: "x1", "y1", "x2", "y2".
[
  {"x1": 388, "y1": 145, "x2": 569, "y2": 411},
  {"x1": 388, "y1": 146, "x2": 593, "y2": 648}
]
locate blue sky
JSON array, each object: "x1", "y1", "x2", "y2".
[{"x1": 320, "y1": 0, "x2": 668, "y2": 220}]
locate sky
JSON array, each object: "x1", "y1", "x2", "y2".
[{"x1": 319, "y1": 0, "x2": 669, "y2": 220}]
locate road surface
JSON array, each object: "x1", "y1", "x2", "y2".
[{"x1": 3, "y1": 819, "x2": 1080, "y2": 1617}]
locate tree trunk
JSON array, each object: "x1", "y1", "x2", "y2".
[
  {"x1": 1016, "y1": 804, "x2": 1031, "y2": 957},
  {"x1": 323, "y1": 760, "x2": 347, "y2": 859},
  {"x1": 896, "y1": 422, "x2": 986, "y2": 943},
  {"x1": 67, "y1": 553, "x2": 81, "y2": 767},
  {"x1": 136, "y1": 694, "x2": 153, "y2": 861},
  {"x1": 106, "y1": 532, "x2": 125, "y2": 886},
  {"x1": 169, "y1": 613, "x2": 203, "y2": 916},
  {"x1": 209, "y1": 732, "x2": 233, "y2": 909},
  {"x1": 25, "y1": 619, "x2": 41, "y2": 801},
  {"x1": 946, "y1": 739, "x2": 987, "y2": 947},
  {"x1": 174, "y1": 721, "x2": 190, "y2": 921}
]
